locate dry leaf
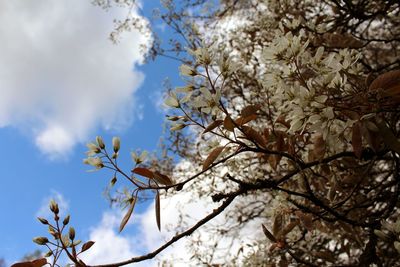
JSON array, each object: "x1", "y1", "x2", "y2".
[
  {"x1": 351, "y1": 122, "x2": 362, "y2": 158},
  {"x1": 119, "y1": 198, "x2": 136, "y2": 232},
  {"x1": 132, "y1": 167, "x2": 154, "y2": 179},
  {"x1": 223, "y1": 115, "x2": 235, "y2": 131},
  {"x1": 155, "y1": 191, "x2": 161, "y2": 231},
  {"x1": 203, "y1": 120, "x2": 223, "y2": 134},
  {"x1": 203, "y1": 146, "x2": 224, "y2": 171},
  {"x1": 81, "y1": 241, "x2": 95, "y2": 253}
]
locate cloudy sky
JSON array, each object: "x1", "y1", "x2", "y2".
[{"x1": 0, "y1": 0, "x2": 184, "y2": 265}]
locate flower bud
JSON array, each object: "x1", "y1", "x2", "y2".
[
  {"x1": 49, "y1": 200, "x2": 59, "y2": 215},
  {"x1": 33, "y1": 236, "x2": 49, "y2": 245},
  {"x1": 63, "y1": 215, "x2": 70, "y2": 225},
  {"x1": 179, "y1": 64, "x2": 197, "y2": 76},
  {"x1": 112, "y1": 137, "x2": 120, "y2": 153},
  {"x1": 37, "y1": 217, "x2": 49, "y2": 225},
  {"x1": 170, "y1": 124, "x2": 186, "y2": 131},
  {"x1": 96, "y1": 136, "x2": 105, "y2": 149},
  {"x1": 69, "y1": 227, "x2": 75, "y2": 240}
]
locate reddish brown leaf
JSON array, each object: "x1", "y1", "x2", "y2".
[
  {"x1": 223, "y1": 115, "x2": 235, "y2": 131},
  {"x1": 202, "y1": 146, "x2": 224, "y2": 171},
  {"x1": 241, "y1": 104, "x2": 260, "y2": 117},
  {"x1": 235, "y1": 114, "x2": 257, "y2": 126},
  {"x1": 263, "y1": 128, "x2": 270, "y2": 143},
  {"x1": 31, "y1": 259, "x2": 47, "y2": 267},
  {"x1": 242, "y1": 126, "x2": 267, "y2": 148},
  {"x1": 295, "y1": 211, "x2": 314, "y2": 231},
  {"x1": 369, "y1": 69, "x2": 400, "y2": 92},
  {"x1": 203, "y1": 120, "x2": 223, "y2": 134},
  {"x1": 312, "y1": 134, "x2": 326, "y2": 160},
  {"x1": 132, "y1": 167, "x2": 154, "y2": 179},
  {"x1": 352, "y1": 122, "x2": 362, "y2": 159},
  {"x1": 11, "y1": 262, "x2": 34, "y2": 267},
  {"x1": 11, "y1": 259, "x2": 47, "y2": 267},
  {"x1": 153, "y1": 171, "x2": 173, "y2": 185},
  {"x1": 361, "y1": 125, "x2": 380, "y2": 152},
  {"x1": 269, "y1": 155, "x2": 279, "y2": 171},
  {"x1": 262, "y1": 224, "x2": 277, "y2": 242},
  {"x1": 376, "y1": 119, "x2": 400, "y2": 154},
  {"x1": 155, "y1": 191, "x2": 161, "y2": 231},
  {"x1": 278, "y1": 220, "x2": 299, "y2": 239},
  {"x1": 119, "y1": 198, "x2": 136, "y2": 233},
  {"x1": 272, "y1": 214, "x2": 283, "y2": 236},
  {"x1": 81, "y1": 241, "x2": 95, "y2": 253}
]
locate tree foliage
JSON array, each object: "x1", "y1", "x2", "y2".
[{"x1": 14, "y1": 0, "x2": 400, "y2": 266}]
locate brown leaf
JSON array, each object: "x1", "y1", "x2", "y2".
[
  {"x1": 361, "y1": 125, "x2": 381, "y2": 152},
  {"x1": 223, "y1": 115, "x2": 235, "y2": 131},
  {"x1": 11, "y1": 262, "x2": 34, "y2": 267},
  {"x1": 132, "y1": 167, "x2": 154, "y2": 179},
  {"x1": 119, "y1": 198, "x2": 136, "y2": 232},
  {"x1": 31, "y1": 259, "x2": 47, "y2": 267},
  {"x1": 369, "y1": 69, "x2": 400, "y2": 92},
  {"x1": 235, "y1": 114, "x2": 257, "y2": 126},
  {"x1": 312, "y1": 134, "x2": 326, "y2": 160},
  {"x1": 278, "y1": 220, "x2": 299, "y2": 239},
  {"x1": 80, "y1": 241, "x2": 95, "y2": 253},
  {"x1": 272, "y1": 213, "x2": 283, "y2": 236},
  {"x1": 322, "y1": 32, "x2": 363, "y2": 48},
  {"x1": 242, "y1": 126, "x2": 267, "y2": 148},
  {"x1": 153, "y1": 171, "x2": 173, "y2": 185},
  {"x1": 376, "y1": 119, "x2": 400, "y2": 154},
  {"x1": 262, "y1": 224, "x2": 276, "y2": 242},
  {"x1": 269, "y1": 155, "x2": 279, "y2": 171},
  {"x1": 202, "y1": 146, "x2": 224, "y2": 171},
  {"x1": 155, "y1": 191, "x2": 161, "y2": 231},
  {"x1": 203, "y1": 120, "x2": 223, "y2": 134},
  {"x1": 11, "y1": 259, "x2": 47, "y2": 267},
  {"x1": 241, "y1": 104, "x2": 260, "y2": 117},
  {"x1": 295, "y1": 211, "x2": 314, "y2": 231},
  {"x1": 351, "y1": 122, "x2": 362, "y2": 159}
]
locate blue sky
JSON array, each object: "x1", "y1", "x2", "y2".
[{"x1": 0, "y1": 1, "x2": 183, "y2": 265}]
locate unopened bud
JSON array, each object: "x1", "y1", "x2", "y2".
[
  {"x1": 69, "y1": 227, "x2": 76, "y2": 240},
  {"x1": 44, "y1": 250, "x2": 53, "y2": 257},
  {"x1": 112, "y1": 137, "x2": 120, "y2": 153},
  {"x1": 96, "y1": 136, "x2": 105, "y2": 149},
  {"x1": 63, "y1": 215, "x2": 70, "y2": 225},
  {"x1": 170, "y1": 124, "x2": 186, "y2": 131},
  {"x1": 37, "y1": 217, "x2": 49, "y2": 225},
  {"x1": 33, "y1": 236, "x2": 49, "y2": 245},
  {"x1": 49, "y1": 200, "x2": 59, "y2": 214}
]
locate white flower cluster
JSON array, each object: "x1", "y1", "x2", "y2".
[{"x1": 261, "y1": 23, "x2": 363, "y2": 151}]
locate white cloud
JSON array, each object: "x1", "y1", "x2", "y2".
[
  {"x1": 36, "y1": 190, "x2": 69, "y2": 218},
  {"x1": 81, "y1": 210, "x2": 156, "y2": 267},
  {"x1": 0, "y1": 1, "x2": 151, "y2": 158}
]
